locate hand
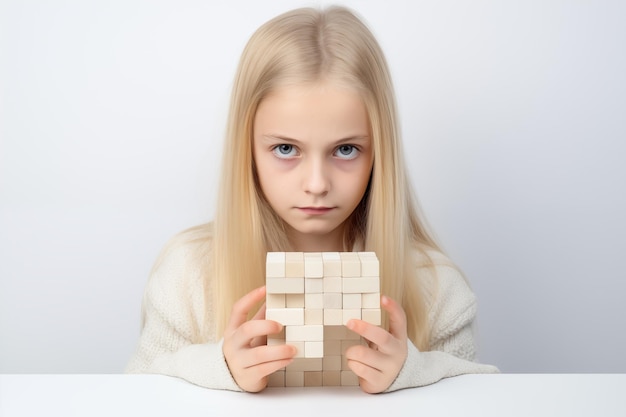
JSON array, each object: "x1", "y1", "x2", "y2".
[
  {"x1": 345, "y1": 295, "x2": 408, "y2": 393},
  {"x1": 222, "y1": 286, "x2": 296, "y2": 392}
]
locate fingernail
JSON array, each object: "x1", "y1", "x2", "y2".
[
  {"x1": 346, "y1": 320, "x2": 355, "y2": 330},
  {"x1": 381, "y1": 295, "x2": 389, "y2": 305}
]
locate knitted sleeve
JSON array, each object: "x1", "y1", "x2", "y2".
[
  {"x1": 385, "y1": 259, "x2": 499, "y2": 392},
  {"x1": 125, "y1": 232, "x2": 242, "y2": 391}
]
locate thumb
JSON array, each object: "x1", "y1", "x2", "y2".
[{"x1": 225, "y1": 286, "x2": 266, "y2": 334}]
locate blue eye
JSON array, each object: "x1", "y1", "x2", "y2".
[
  {"x1": 272, "y1": 144, "x2": 298, "y2": 158},
  {"x1": 334, "y1": 145, "x2": 358, "y2": 160}
]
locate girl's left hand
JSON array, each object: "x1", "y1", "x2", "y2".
[{"x1": 344, "y1": 295, "x2": 408, "y2": 393}]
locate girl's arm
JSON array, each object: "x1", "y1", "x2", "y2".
[
  {"x1": 125, "y1": 236, "x2": 241, "y2": 391},
  {"x1": 384, "y1": 263, "x2": 499, "y2": 392},
  {"x1": 345, "y1": 258, "x2": 498, "y2": 393},
  {"x1": 126, "y1": 234, "x2": 294, "y2": 392}
]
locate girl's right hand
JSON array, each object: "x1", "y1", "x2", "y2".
[{"x1": 222, "y1": 286, "x2": 296, "y2": 392}]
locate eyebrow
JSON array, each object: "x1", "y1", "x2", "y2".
[{"x1": 262, "y1": 134, "x2": 370, "y2": 145}]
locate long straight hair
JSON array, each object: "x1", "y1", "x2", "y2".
[{"x1": 212, "y1": 6, "x2": 441, "y2": 350}]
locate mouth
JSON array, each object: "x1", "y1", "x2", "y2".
[{"x1": 297, "y1": 206, "x2": 335, "y2": 215}]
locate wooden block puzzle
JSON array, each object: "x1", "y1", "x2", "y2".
[{"x1": 265, "y1": 251, "x2": 381, "y2": 387}]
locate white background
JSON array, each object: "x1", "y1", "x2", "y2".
[{"x1": 1, "y1": 0, "x2": 624, "y2": 374}]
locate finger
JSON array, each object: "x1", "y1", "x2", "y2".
[
  {"x1": 250, "y1": 307, "x2": 281, "y2": 348},
  {"x1": 236, "y1": 354, "x2": 295, "y2": 393},
  {"x1": 346, "y1": 343, "x2": 400, "y2": 378},
  {"x1": 246, "y1": 356, "x2": 295, "y2": 388},
  {"x1": 344, "y1": 344, "x2": 385, "y2": 372},
  {"x1": 251, "y1": 301, "x2": 266, "y2": 321},
  {"x1": 345, "y1": 345, "x2": 396, "y2": 394},
  {"x1": 254, "y1": 357, "x2": 294, "y2": 375},
  {"x1": 230, "y1": 319, "x2": 282, "y2": 350},
  {"x1": 347, "y1": 359, "x2": 382, "y2": 393},
  {"x1": 380, "y1": 295, "x2": 408, "y2": 340},
  {"x1": 225, "y1": 286, "x2": 266, "y2": 334},
  {"x1": 241, "y1": 344, "x2": 296, "y2": 369},
  {"x1": 346, "y1": 320, "x2": 395, "y2": 354}
]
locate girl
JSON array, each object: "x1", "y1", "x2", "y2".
[{"x1": 126, "y1": 6, "x2": 498, "y2": 393}]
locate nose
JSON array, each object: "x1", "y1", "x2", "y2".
[{"x1": 303, "y1": 157, "x2": 330, "y2": 196}]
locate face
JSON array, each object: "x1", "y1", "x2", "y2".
[{"x1": 253, "y1": 82, "x2": 373, "y2": 251}]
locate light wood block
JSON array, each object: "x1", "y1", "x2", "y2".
[
  {"x1": 323, "y1": 276, "x2": 342, "y2": 293},
  {"x1": 342, "y1": 309, "x2": 361, "y2": 324},
  {"x1": 323, "y1": 370, "x2": 341, "y2": 386},
  {"x1": 341, "y1": 370, "x2": 359, "y2": 386},
  {"x1": 266, "y1": 252, "x2": 285, "y2": 278},
  {"x1": 304, "y1": 308, "x2": 323, "y2": 325},
  {"x1": 358, "y1": 252, "x2": 379, "y2": 276},
  {"x1": 323, "y1": 355, "x2": 342, "y2": 371},
  {"x1": 286, "y1": 293, "x2": 305, "y2": 308},
  {"x1": 321, "y1": 252, "x2": 341, "y2": 276},
  {"x1": 339, "y1": 252, "x2": 360, "y2": 277},
  {"x1": 323, "y1": 309, "x2": 343, "y2": 325},
  {"x1": 325, "y1": 325, "x2": 361, "y2": 341},
  {"x1": 361, "y1": 292, "x2": 380, "y2": 308},
  {"x1": 323, "y1": 339, "x2": 341, "y2": 355},
  {"x1": 305, "y1": 293, "x2": 324, "y2": 309},
  {"x1": 267, "y1": 338, "x2": 285, "y2": 347},
  {"x1": 266, "y1": 293, "x2": 285, "y2": 309},
  {"x1": 266, "y1": 308, "x2": 304, "y2": 325},
  {"x1": 341, "y1": 339, "x2": 361, "y2": 355},
  {"x1": 266, "y1": 277, "x2": 304, "y2": 294},
  {"x1": 305, "y1": 341, "x2": 324, "y2": 358},
  {"x1": 287, "y1": 358, "x2": 323, "y2": 372},
  {"x1": 292, "y1": 341, "x2": 305, "y2": 358},
  {"x1": 323, "y1": 293, "x2": 342, "y2": 309},
  {"x1": 305, "y1": 277, "x2": 324, "y2": 293},
  {"x1": 285, "y1": 371, "x2": 304, "y2": 387},
  {"x1": 344, "y1": 328, "x2": 361, "y2": 340},
  {"x1": 304, "y1": 252, "x2": 323, "y2": 278},
  {"x1": 342, "y1": 277, "x2": 379, "y2": 293},
  {"x1": 324, "y1": 325, "x2": 348, "y2": 340},
  {"x1": 285, "y1": 252, "x2": 304, "y2": 277},
  {"x1": 362, "y1": 308, "x2": 382, "y2": 325},
  {"x1": 304, "y1": 371, "x2": 323, "y2": 387},
  {"x1": 286, "y1": 324, "x2": 323, "y2": 342},
  {"x1": 343, "y1": 293, "x2": 361, "y2": 309},
  {"x1": 267, "y1": 371, "x2": 285, "y2": 387}
]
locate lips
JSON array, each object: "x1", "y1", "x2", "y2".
[{"x1": 298, "y1": 206, "x2": 335, "y2": 215}]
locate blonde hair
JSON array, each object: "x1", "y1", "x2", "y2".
[{"x1": 211, "y1": 6, "x2": 441, "y2": 350}]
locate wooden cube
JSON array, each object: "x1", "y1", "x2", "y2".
[{"x1": 266, "y1": 251, "x2": 381, "y2": 387}]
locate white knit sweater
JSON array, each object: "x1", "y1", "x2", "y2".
[{"x1": 125, "y1": 227, "x2": 498, "y2": 391}]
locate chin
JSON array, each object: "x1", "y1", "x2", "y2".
[
  {"x1": 289, "y1": 221, "x2": 345, "y2": 238},
  {"x1": 292, "y1": 226, "x2": 333, "y2": 235}
]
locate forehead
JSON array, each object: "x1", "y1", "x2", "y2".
[{"x1": 254, "y1": 82, "x2": 369, "y2": 136}]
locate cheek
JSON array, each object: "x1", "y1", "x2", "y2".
[
  {"x1": 255, "y1": 152, "x2": 277, "y2": 183},
  {"x1": 355, "y1": 162, "x2": 373, "y2": 200},
  {"x1": 354, "y1": 157, "x2": 373, "y2": 184},
  {"x1": 337, "y1": 161, "x2": 371, "y2": 198},
  {"x1": 255, "y1": 157, "x2": 293, "y2": 203}
]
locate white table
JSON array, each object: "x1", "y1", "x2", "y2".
[{"x1": 1, "y1": 374, "x2": 624, "y2": 417}]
